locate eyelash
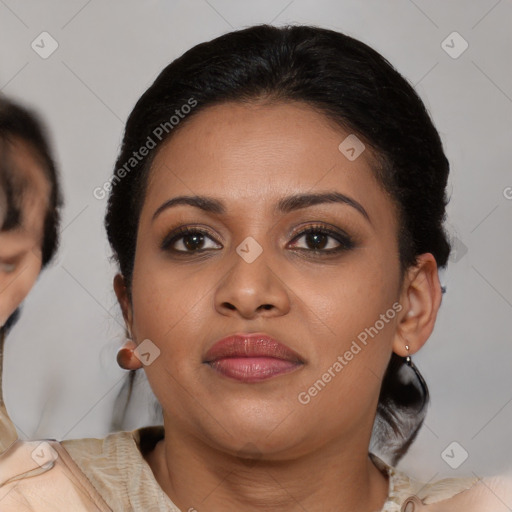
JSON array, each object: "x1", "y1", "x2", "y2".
[
  {"x1": 160, "y1": 224, "x2": 355, "y2": 256},
  {"x1": 161, "y1": 227, "x2": 219, "y2": 254},
  {"x1": 290, "y1": 225, "x2": 355, "y2": 253}
]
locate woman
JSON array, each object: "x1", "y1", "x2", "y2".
[
  {"x1": 0, "y1": 95, "x2": 61, "y2": 453},
  {"x1": 1, "y1": 24, "x2": 509, "y2": 511}
]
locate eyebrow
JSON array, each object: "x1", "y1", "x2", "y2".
[{"x1": 152, "y1": 192, "x2": 371, "y2": 223}]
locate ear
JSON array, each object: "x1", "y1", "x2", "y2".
[
  {"x1": 393, "y1": 253, "x2": 442, "y2": 357},
  {"x1": 113, "y1": 273, "x2": 133, "y2": 334}
]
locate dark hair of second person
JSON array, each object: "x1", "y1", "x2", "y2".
[{"x1": 0, "y1": 95, "x2": 62, "y2": 353}]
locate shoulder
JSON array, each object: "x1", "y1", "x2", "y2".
[
  {"x1": 371, "y1": 454, "x2": 480, "y2": 511},
  {"x1": 61, "y1": 428, "x2": 135, "y2": 469},
  {"x1": 0, "y1": 426, "x2": 169, "y2": 511},
  {"x1": 61, "y1": 424, "x2": 164, "y2": 479},
  {"x1": 417, "y1": 473, "x2": 512, "y2": 512},
  {"x1": 62, "y1": 425, "x2": 175, "y2": 510},
  {"x1": 378, "y1": 455, "x2": 512, "y2": 511},
  {"x1": 60, "y1": 427, "x2": 146, "y2": 507},
  {"x1": 0, "y1": 438, "x2": 111, "y2": 511}
]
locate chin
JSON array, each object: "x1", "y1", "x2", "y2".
[{"x1": 208, "y1": 412, "x2": 308, "y2": 458}]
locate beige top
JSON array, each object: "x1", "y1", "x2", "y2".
[
  {"x1": 0, "y1": 401, "x2": 16, "y2": 453},
  {"x1": 0, "y1": 396, "x2": 495, "y2": 511},
  {"x1": 62, "y1": 426, "x2": 479, "y2": 511}
]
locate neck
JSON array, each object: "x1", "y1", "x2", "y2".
[{"x1": 145, "y1": 418, "x2": 390, "y2": 512}]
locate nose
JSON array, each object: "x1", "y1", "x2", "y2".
[{"x1": 214, "y1": 244, "x2": 291, "y2": 319}]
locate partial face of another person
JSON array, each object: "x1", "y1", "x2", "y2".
[
  {"x1": 0, "y1": 139, "x2": 49, "y2": 328},
  {"x1": 119, "y1": 101, "x2": 428, "y2": 459}
]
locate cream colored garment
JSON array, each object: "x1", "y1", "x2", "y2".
[
  {"x1": 63, "y1": 426, "x2": 481, "y2": 512},
  {"x1": 0, "y1": 438, "x2": 111, "y2": 511},
  {"x1": 0, "y1": 389, "x2": 506, "y2": 512},
  {"x1": 62, "y1": 426, "x2": 181, "y2": 511},
  {"x1": 1, "y1": 419, "x2": 510, "y2": 511},
  {"x1": 0, "y1": 333, "x2": 17, "y2": 454},
  {"x1": 0, "y1": 400, "x2": 17, "y2": 454}
]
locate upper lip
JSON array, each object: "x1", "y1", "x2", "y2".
[{"x1": 204, "y1": 333, "x2": 304, "y2": 363}]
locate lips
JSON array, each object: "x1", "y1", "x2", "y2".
[{"x1": 204, "y1": 333, "x2": 304, "y2": 383}]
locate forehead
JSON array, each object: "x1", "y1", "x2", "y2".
[
  {"x1": 0, "y1": 228, "x2": 40, "y2": 259},
  {"x1": 144, "y1": 101, "x2": 394, "y2": 223}
]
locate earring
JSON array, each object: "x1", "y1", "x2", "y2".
[
  {"x1": 116, "y1": 339, "x2": 142, "y2": 370},
  {"x1": 403, "y1": 342, "x2": 428, "y2": 401},
  {"x1": 405, "y1": 344, "x2": 412, "y2": 365}
]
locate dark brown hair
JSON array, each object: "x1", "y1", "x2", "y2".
[{"x1": 0, "y1": 95, "x2": 61, "y2": 267}]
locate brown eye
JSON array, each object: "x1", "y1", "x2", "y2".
[
  {"x1": 181, "y1": 232, "x2": 206, "y2": 251},
  {"x1": 288, "y1": 226, "x2": 355, "y2": 253},
  {"x1": 302, "y1": 232, "x2": 330, "y2": 250},
  {"x1": 161, "y1": 227, "x2": 222, "y2": 253}
]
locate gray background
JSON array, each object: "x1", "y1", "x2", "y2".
[{"x1": 1, "y1": 0, "x2": 511, "y2": 482}]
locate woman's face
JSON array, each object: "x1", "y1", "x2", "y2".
[
  {"x1": 126, "y1": 101, "x2": 411, "y2": 458},
  {"x1": 0, "y1": 141, "x2": 47, "y2": 328}
]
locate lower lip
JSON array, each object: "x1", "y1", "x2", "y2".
[{"x1": 207, "y1": 357, "x2": 302, "y2": 382}]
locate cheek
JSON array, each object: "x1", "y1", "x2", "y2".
[
  {"x1": 295, "y1": 283, "x2": 398, "y2": 433},
  {"x1": 130, "y1": 260, "x2": 212, "y2": 416},
  {"x1": 0, "y1": 260, "x2": 41, "y2": 324},
  {"x1": 129, "y1": 254, "x2": 214, "y2": 382},
  {"x1": 300, "y1": 252, "x2": 399, "y2": 337},
  {"x1": 18, "y1": 258, "x2": 42, "y2": 302},
  {"x1": 293, "y1": 253, "x2": 400, "y2": 400}
]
